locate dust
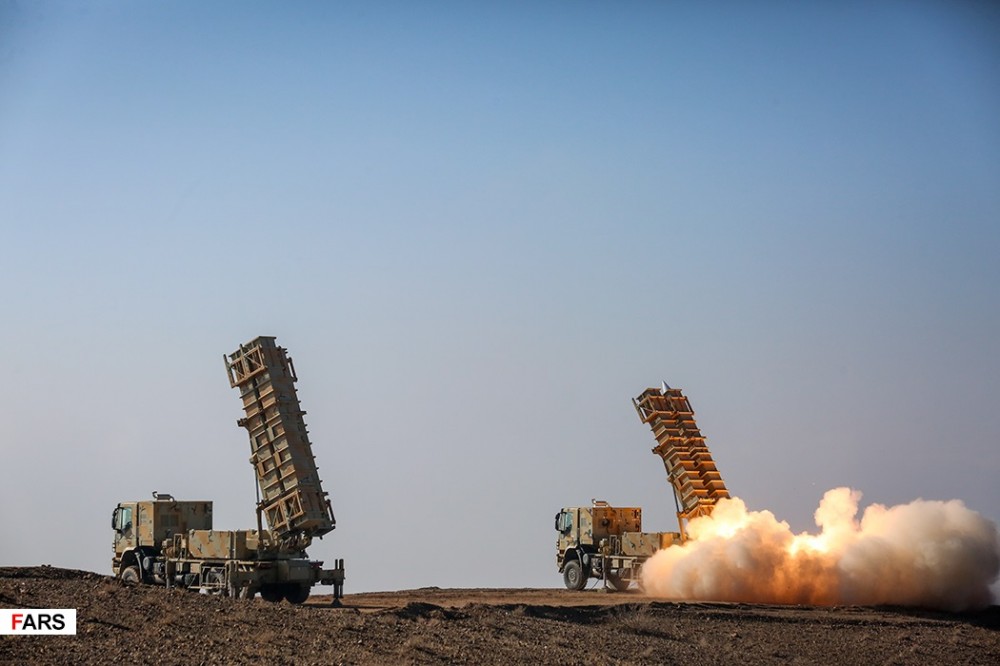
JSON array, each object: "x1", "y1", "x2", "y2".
[{"x1": 640, "y1": 487, "x2": 1000, "y2": 611}]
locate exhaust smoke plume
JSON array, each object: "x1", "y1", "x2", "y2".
[{"x1": 640, "y1": 488, "x2": 1000, "y2": 611}]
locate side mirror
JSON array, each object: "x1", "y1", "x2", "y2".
[{"x1": 112, "y1": 508, "x2": 120, "y2": 532}]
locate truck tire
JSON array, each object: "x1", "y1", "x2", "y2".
[
  {"x1": 260, "y1": 585, "x2": 283, "y2": 603},
  {"x1": 563, "y1": 560, "x2": 586, "y2": 590},
  {"x1": 284, "y1": 584, "x2": 310, "y2": 604},
  {"x1": 120, "y1": 565, "x2": 141, "y2": 585}
]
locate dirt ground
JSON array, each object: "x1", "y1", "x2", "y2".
[{"x1": 1, "y1": 567, "x2": 997, "y2": 665}]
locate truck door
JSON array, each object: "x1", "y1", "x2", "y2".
[
  {"x1": 112, "y1": 503, "x2": 136, "y2": 555},
  {"x1": 557, "y1": 509, "x2": 577, "y2": 549}
]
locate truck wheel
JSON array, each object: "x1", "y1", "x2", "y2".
[
  {"x1": 260, "y1": 586, "x2": 283, "y2": 603},
  {"x1": 204, "y1": 570, "x2": 227, "y2": 595},
  {"x1": 284, "y1": 584, "x2": 310, "y2": 604},
  {"x1": 563, "y1": 560, "x2": 586, "y2": 590},
  {"x1": 120, "y1": 565, "x2": 141, "y2": 585}
]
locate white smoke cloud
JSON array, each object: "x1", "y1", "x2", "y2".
[{"x1": 640, "y1": 487, "x2": 1000, "y2": 611}]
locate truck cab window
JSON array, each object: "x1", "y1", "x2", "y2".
[
  {"x1": 118, "y1": 507, "x2": 132, "y2": 532},
  {"x1": 559, "y1": 512, "x2": 572, "y2": 534}
]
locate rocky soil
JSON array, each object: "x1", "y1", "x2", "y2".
[{"x1": 1, "y1": 566, "x2": 997, "y2": 665}]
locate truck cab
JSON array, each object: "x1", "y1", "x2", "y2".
[{"x1": 111, "y1": 494, "x2": 213, "y2": 582}]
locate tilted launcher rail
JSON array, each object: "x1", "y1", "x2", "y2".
[
  {"x1": 225, "y1": 336, "x2": 336, "y2": 548},
  {"x1": 633, "y1": 383, "x2": 730, "y2": 539}
]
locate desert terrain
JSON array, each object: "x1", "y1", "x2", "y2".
[{"x1": 1, "y1": 566, "x2": 997, "y2": 665}]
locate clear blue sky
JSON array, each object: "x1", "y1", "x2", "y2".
[{"x1": 1, "y1": 1, "x2": 998, "y2": 594}]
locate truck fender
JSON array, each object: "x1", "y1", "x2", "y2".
[
  {"x1": 120, "y1": 547, "x2": 158, "y2": 580},
  {"x1": 119, "y1": 548, "x2": 140, "y2": 571},
  {"x1": 117, "y1": 549, "x2": 143, "y2": 583},
  {"x1": 562, "y1": 548, "x2": 589, "y2": 572}
]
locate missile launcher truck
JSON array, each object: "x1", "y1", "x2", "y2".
[
  {"x1": 555, "y1": 383, "x2": 729, "y2": 590},
  {"x1": 111, "y1": 336, "x2": 345, "y2": 604}
]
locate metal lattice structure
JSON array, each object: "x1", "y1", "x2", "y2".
[
  {"x1": 633, "y1": 384, "x2": 729, "y2": 538},
  {"x1": 225, "y1": 336, "x2": 335, "y2": 542}
]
